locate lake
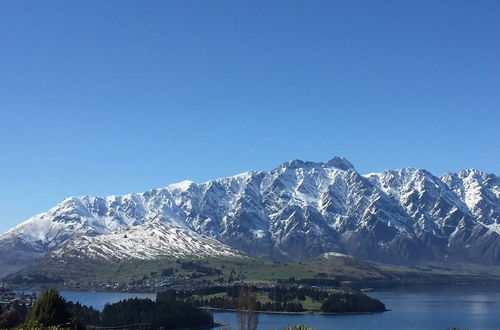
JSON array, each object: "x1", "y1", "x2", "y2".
[
  {"x1": 214, "y1": 286, "x2": 500, "y2": 330},
  {"x1": 18, "y1": 285, "x2": 500, "y2": 329}
]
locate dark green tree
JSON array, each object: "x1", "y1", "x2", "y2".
[{"x1": 26, "y1": 289, "x2": 72, "y2": 327}]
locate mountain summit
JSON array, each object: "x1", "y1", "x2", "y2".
[{"x1": 1, "y1": 157, "x2": 499, "y2": 278}]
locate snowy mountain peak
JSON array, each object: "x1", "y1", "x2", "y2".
[
  {"x1": 279, "y1": 159, "x2": 317, "y2": 170},
  {"x1": 278, "y1": 156, "x2": 355, "y2": 172},
  {"x1": 326, "y1": 156, "x2": 355, "y2": 171},
  {"x1": 0, "y1": 157, "x2": 499, "y2": 279},
  {"x1": 441, "y1": 169, "x2": 500, "y2": 228},
  {"x1": 167, "y1": 180, "x2": 195, "y2": 192}
]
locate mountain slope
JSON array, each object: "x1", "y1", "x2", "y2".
[
  {"x1": 365, "y1": 168, "x2": 500, "y2": 262},
  {"x1": 1, "y1": 156, "x2": 499, "y2": 278},
  {"x1": 441, "y1": 169, "x2": 500, "y2": 230},
  {"x1": 52, "y1": 220, "x2": 241, "y2": 261}
]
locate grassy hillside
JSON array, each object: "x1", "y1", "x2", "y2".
[
  {"x1": 7, "y1": 255, "x2": 316, "y2": 290},
  {"x1": 6, "y1": 252, "x2": 500, "y2": 291},
  {"x1": 304, "y1": 253, "x2": 500, "y2": 287}
]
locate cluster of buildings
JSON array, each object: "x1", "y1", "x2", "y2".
[{"x1": 0, "y1": 284, "x2": 37, "y2": 309}]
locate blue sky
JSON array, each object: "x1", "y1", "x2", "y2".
[{"x1": 1, "y1": 1, "x2": 499, "y2": 233}]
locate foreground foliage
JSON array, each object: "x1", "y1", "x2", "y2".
[
  {"x1": 6, "y1": 289, "x2": 213, "y2": 330},
  {"x1": 25, "y1": 289, "x2": 72, "y2": 327},
  {"x1": 100, "y1": 294, "x2": 213, "y2": 329},
  {"x1": 0, "y1": 304, "x2": 27, "y2": 329}
]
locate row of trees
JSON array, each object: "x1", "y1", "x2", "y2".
[
  {"x1": 265, "y1": 286, "x2": 329, "y2": 302},
  {"x1": 190, "y1": 295, "x2": 305, "y2": 312},
  {"x1": 175, "y1": 283, "x2": 330, "y2": 302},
  {"x1": 183, "y1": 284, "x2": 385, "y2": 314},
  {"x1": 320, "y1": 292, "x2": 386, "y2": 313},
  {"x1": 100, "y1": 297, "x2": 213, "y2": 329},
  {"x1": 3, "y1": 289, "x2": 214, "y2": 329}
]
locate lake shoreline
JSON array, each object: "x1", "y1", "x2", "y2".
[
  {"x1": 13, "y1": 288, "x2": 388, "y2": 315},
  {"x1": 200, "y1": 306, "x2": 389, "y2": 315}
]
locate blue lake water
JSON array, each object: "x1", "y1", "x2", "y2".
[
  {"x1": 214, "y1": 286, "x2": 500, "y2": 330},
  {"x1": 18, "y1": 285, "x2": 500, "y2": 329}
]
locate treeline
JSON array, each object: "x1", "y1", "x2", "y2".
[
  {"x1": 190, "y1": 295, "x2": 305, "y2": 312},
  {"x1": 173, "y1": 284, "x2": 330, "y2": 302},
  {"x1": 320, "y1": 292, "x2": 386, "y2": 313},
  {"x1": 101, "y1": 296, "x2": 213, "y2": 329},
  {"x1": 171, "y1": 284, "x2": 385, "y2": 314},
  {"x1": 266, "y1": 286, "x2": 329, "y2": 302},
  {"x1": 2, "y1": 289, "x2": 214, "y2": 330},
  {"x1": 156, "y1": 287, "x2": 306, "y2": 313},
  {"x1": 67, "y1": 301, "x2": 101, "y2": 326}
]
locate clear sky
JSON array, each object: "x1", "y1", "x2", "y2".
[{"x1": 1, "y1": 1, "x2": 499, "y2": 234}]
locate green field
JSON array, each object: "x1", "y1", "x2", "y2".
[{"x1": 191, "y1": 289, "x2": 323, "y2": 312}]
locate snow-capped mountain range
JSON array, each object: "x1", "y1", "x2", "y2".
[{"x1": 1, "y1": 157, "x2": 499, "y2": 278}]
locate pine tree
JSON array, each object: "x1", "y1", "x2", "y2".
[{"x1": 26, "y1": 289, "x2": 72, "y2": 327}]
